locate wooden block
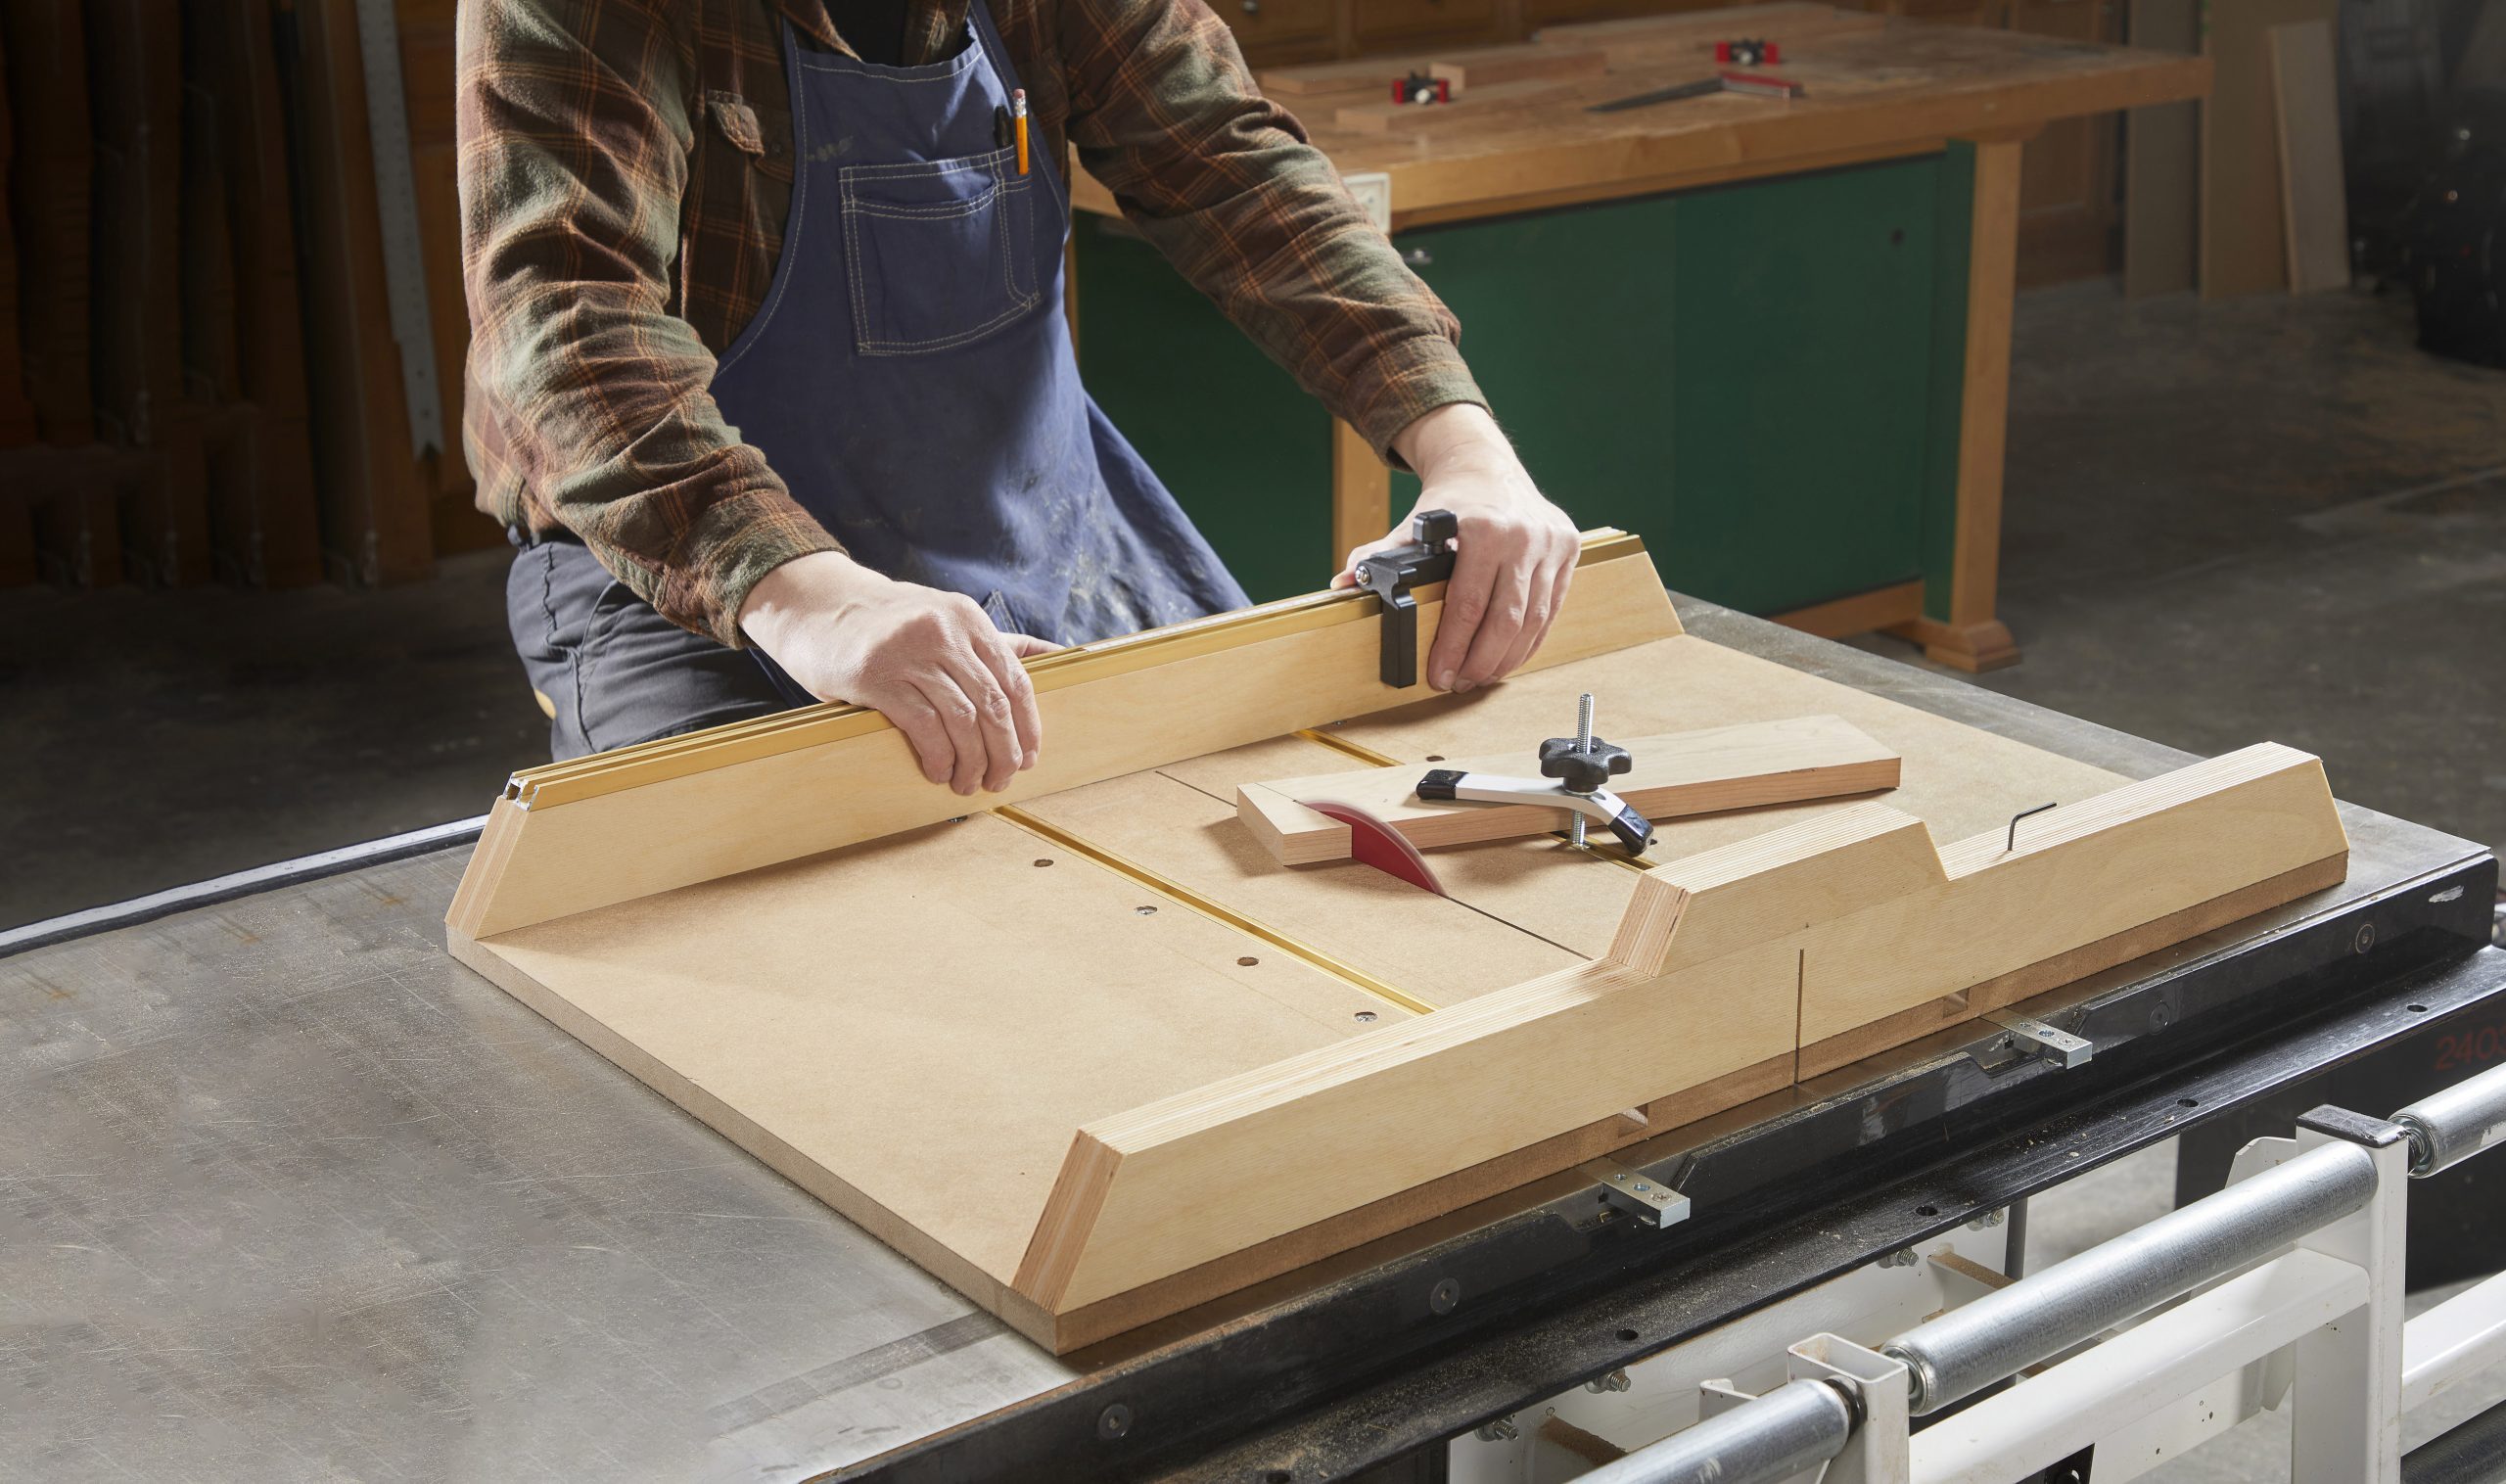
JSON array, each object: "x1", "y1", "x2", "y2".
[
  {"x1": 446, "y1": 534, "x2": 1682, "y2": 939},
  {"x1": 2268, "y1": 19, "x2": 2347, "y2": 295},
  {"x1": 1334, "y1": 79, "x2": 1581, "y2": 134},
  {"x1": 1235, "y1": 714, "x2": 1902, "y2": 865},
  {"x1": 1426, "y1": 44, "x2": 1610, "y2": 91},
  {"x1": 1023, "y1": 743, "x2": 2346, "y2": 1310}
]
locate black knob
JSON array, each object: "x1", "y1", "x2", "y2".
[{"x1": 1539, "y1": 734, "x2": 1631, "y2": 794}]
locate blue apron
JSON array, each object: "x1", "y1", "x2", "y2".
[{"x1": 707, "y1": 0, "x2": 1247, "y2": 698}]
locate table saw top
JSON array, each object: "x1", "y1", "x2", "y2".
[{"x1": 1, "y1": 601, "x2": 2484, "y2": 1483}]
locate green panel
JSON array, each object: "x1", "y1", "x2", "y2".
[
  {"x1": 1382, "y1": 192, "x2": 1684, "y2": 587},
  {"x1": 1394, "y1": 157, "x2": 1953, "y2": 616},
  {"x1": 1077, "y1": 154, "x2": 1977, "y2": 618},
  {"x1": 1918, "y1": 143, "x2": 1978, "y2": 625},
  {"x1": 1073, "y1": 216, "x2": 1334, "y2": 604}
]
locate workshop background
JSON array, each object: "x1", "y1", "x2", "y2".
[{"x1": 1, "y1": 0, "x2": 2503, "y2": 1478}]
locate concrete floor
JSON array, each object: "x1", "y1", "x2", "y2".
[
  {"x1": 1946, "y1": 281, "x2": 2506, "y2": 870},
  {"x1": 0, "y1": 543, "x2": 547, "y2": 923},
  {"x1": 2, "y1": 281, "x2": 2501, "y2": 1475}
]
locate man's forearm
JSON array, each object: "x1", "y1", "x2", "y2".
[
  {"x1": 1063, "y1": 0, "x2": 1488, "y2": 462},
  {"x1": 1392, "y1": 403, "x2": 1528, "y2": 491}
]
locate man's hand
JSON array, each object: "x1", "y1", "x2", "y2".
[
  {"x1": 738, "y1": 551, "x2": 1054, "y2": 795},
  {"x1": 1334, "y1": 403, "x2": 1579, "y2": 693}
]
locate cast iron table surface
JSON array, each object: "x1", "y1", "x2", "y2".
[{"x1": 1, "y1": 600, "x2": 2489, "y2": 1481}]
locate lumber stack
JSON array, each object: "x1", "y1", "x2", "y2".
[
  {"x1": 2126, "y1": 0, "x2": 2349, "y2": 298},
  {"x1": 0, "y1": 0, "x2": 489, "y2": 589}
]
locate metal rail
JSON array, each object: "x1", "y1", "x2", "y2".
[
  {"x1": 1594, "y1": 1057, "x2": 2506, "y2": 1476},
  {"x1": 1893, "y1": 1057, "x2": 2506, "y2": 1416},
  {"x1": 0, "y1": 814, "x2": 488, "y2": 958},
  {"x1": 2402, "y1": 1394, "x2": 2506, "y2": 1484},
  {"x1": 1576, "y1": 1378, "x2": 1858, "y2": 1484},
  {"x1": 1882, "y1": 1139, "x2": 2381, "y2": 1414},
  {"x1": 2394, "y1": 1066, "x2": 2506, "y2": 1176}
]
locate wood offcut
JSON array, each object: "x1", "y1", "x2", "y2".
[{"x1": 1236, "y1": 715, "x2": 1901, "y2": 865}]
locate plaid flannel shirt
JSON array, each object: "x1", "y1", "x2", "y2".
[{"x1": 457, "y1": 0, "x2": 1484, "y2": 647}]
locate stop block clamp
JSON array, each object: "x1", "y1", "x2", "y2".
[{"x1": 1353, "y1": 508, "x2": 1459, "y2": 688}]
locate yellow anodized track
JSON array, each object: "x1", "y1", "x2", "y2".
[
  {"x1": 993, "y1": 805, "x2": 1441, "y2": 1018},
  {"x1": 499, "y1": 531, "x2": 1644, "y2": 809}
]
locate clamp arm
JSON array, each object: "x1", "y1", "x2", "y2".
[{"x1": 1416, "y1": 769, "x2": 1655, "y2": 855}]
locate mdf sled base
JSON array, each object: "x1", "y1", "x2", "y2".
[{"x1": 443, "y1": 534, "x2": 2349, "y2": 1352}]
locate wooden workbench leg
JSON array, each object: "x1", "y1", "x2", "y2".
[
  {"x1": 1331, "y1": 419, "x2": 1392, "y2": 570},
  {"x1": 1892, "y1": 137, "x2": 2023, "y2": 673}
]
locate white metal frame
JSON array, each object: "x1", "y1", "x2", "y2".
[{"x1": 1449, "y1": 1074, "x2": 2506, "y2": 1484}]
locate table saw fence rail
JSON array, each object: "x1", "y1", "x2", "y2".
[{"x1": 441, "y1": 533, "x2": 2356, "y2": 1352}]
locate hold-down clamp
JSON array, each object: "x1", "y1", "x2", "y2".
[{"x1": 1415, "y1": 693, "x2": 1656, "y2": 856}]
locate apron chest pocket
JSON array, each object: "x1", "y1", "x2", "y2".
[{"x1": 840, "y1": 148, "x2": 1040, "y2": 356}]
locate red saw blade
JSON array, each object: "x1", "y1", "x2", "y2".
[{"x1": 1300, "y1": 799, "x2": 1446, "y2": 897}]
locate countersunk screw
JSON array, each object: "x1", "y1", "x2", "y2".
[
  {"x1": 1096, "y1": 1403, "x2": 1133, "y2": 1441},
  {"x1": 1429, "y1": 1275, "x2": 1462, "y2": 1315},
  {"x1": 1475, "y1": 1415, "x2": 1519, "y2": 1443},
  {"x1": 1584, "y1": 1369, "x2": 1632, "y2": 1394},
  {"x1": 2353, "y1": 921, "x2": 2377, "y2": 955}
]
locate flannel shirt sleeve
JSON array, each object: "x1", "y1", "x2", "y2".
[
  {"x1": 456, "y1": 0, "x2": 842, "y2": 647},
  {"x1": 1054, "y1": 0, "x2": 1489, "y2": 465}
]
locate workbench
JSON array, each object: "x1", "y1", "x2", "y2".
[
  {"x1": 4, "y1": 598, "x2": 2496, "y2": 1482},
  {"x1": 1072, "y1": 5, "x2": 2208, "y2": 668}
]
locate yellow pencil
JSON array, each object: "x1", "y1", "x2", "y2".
[{"x1": 1012, "y1": 88, "x2": 1030, "y2": 175}]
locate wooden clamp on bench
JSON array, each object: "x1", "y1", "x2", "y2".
[{"x1": 443, "y1": 531, "x2": 2347, "y2": 1351}]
